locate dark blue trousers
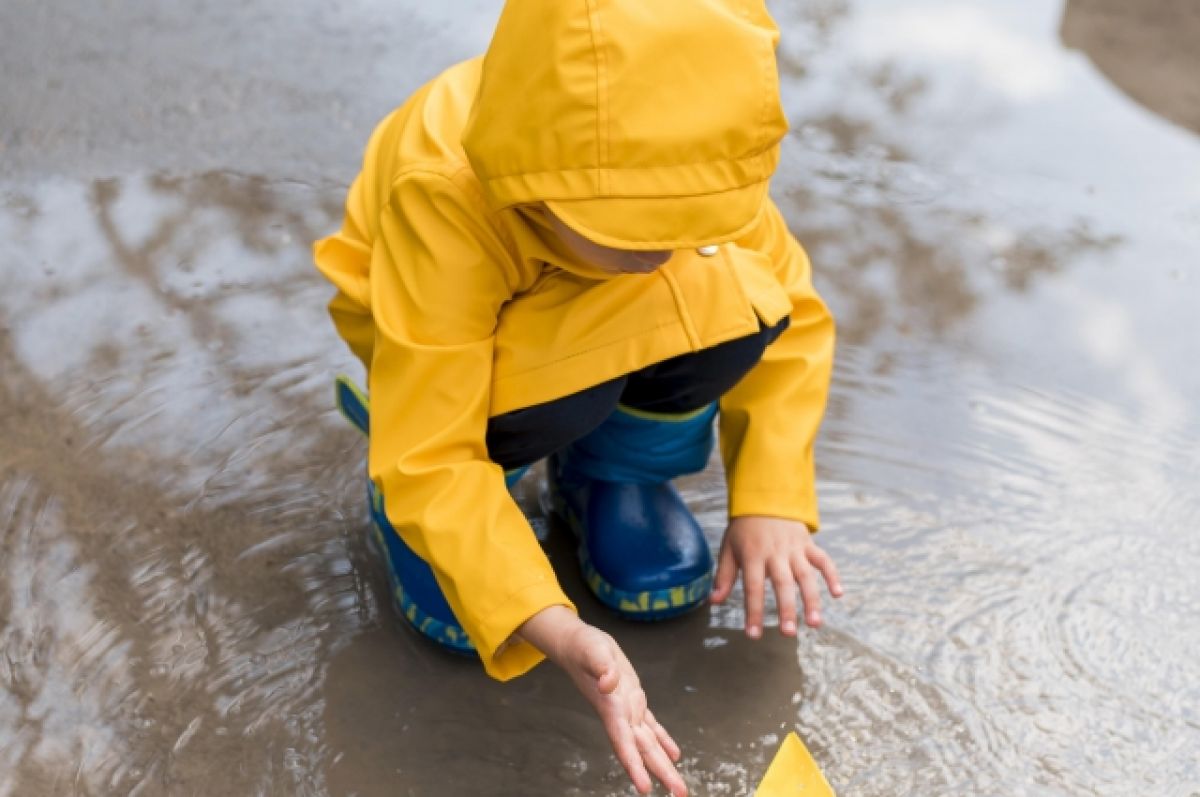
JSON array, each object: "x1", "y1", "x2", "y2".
[{"x1": 486, "y1": 317, "x2": 788, "y2": 471}]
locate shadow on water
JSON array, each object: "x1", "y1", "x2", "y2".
[
  {"x1": 0, "y1": 173, "x2": 365, "y2": 795},
  {"x1": 1, "y1": 0, "x2": 1200, "y2": 794},
  {"x1": 325, "y1": 472, "x2": 844, "y2": 796},
  {"x1": 1061, "y1": 0, "x2": 1200, "y2": 136}
]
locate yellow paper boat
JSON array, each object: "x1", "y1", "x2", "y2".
[{"x1": 754, "y1": 732, "x2": 836, "y2": 796}]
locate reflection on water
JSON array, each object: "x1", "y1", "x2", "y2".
[
  {"x1": 1, "y1": 0, "x2": 1199, "y2": 794},
  {"x1": 0, "y1": 174, "x2": 362, "y2": 795}
]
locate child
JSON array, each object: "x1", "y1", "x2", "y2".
[{"x1": 314, "y1": 1, "x2": 842, "y2": 794}]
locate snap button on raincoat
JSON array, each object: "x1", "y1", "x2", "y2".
[{"x1": 314, "y1": 0, "x2": 834, "y2": 681}]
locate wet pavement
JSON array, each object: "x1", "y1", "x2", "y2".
[{"x1": 2, "y1": 0, "x2": 1199, "y2": 795}]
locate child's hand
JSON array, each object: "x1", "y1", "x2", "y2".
[
  {"x1": 711, "y1": 516, "x2": 843, "y2": 638},
  {"x1": 516, "y1": 606, "x2": 688, "y2": 796}
]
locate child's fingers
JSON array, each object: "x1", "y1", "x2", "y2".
[
  {"x1": 634, "y1": 722, "x2": 688, "y2": 797},
  {"x1": 605, "y1": 714, "x2": 653, "y2": 795},
  {"x1": 585, "y1": 644, "x2": 621, "y2": 693},
  {"x1": 644, "y1": 707, "x2": 682, "y2": 762},
  {"x1": 808, "y1": 545, "x2": 844, "y2": 598},
  {"x1": 792, "y1": 554, "x2": 822, "y2": 627},
  {"x1": 710, "y1": 539, "x2": 738, "y2": 604},
  {"x1": 596, "y1": 666, "x2": 620, "y2": 694},
  {"x1": 743, "y1": 562, "x2": 765, "y2": 638},
  {"x1": 643, "y1": 705, "x2": 681, "y2": 763},
  {"x1": 768, "y1": 558, "x2": 798, "y2": 636}
]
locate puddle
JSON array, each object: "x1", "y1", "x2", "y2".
[{"x1": 1, "y1": 0, "x2": 1199, "y2": 794}]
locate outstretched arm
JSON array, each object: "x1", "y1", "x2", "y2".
[
  {"x1": 369, "y1": 168, "x2": 573, "y2": 680},
  {"x1": 516, "y1": 607, "x2": 688, "y2": 797},
  {"x1": 715, "y1": 199, "x2": 842, "y2": 636}
]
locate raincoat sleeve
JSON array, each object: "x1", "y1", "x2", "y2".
[
  {"x1": 368, "y1": 169, "x2": 575, "y2": 680},
  {"x1": 314, "y1": 170, "x2": 376, "y2": 368},
  {"x1": 718, "y1": 199, "x2": 835, "y2": 531}
]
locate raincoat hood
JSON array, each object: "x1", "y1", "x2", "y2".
[{"x1": 462, "y1": 0, "x2": 788, "y2": 250}]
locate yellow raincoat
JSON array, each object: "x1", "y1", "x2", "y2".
[{"x1": 313, "y1": 0, "x2": 834, "y2": 681}]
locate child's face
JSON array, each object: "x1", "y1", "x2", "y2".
[{"x1": 544, "y1": 205, "x2": 674, "y2": 275}]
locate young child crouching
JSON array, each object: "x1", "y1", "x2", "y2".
[{"x1": 314, "y1": 1, "x2": 842, "y2": 793}]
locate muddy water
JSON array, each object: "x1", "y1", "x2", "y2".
[{"x1": 2, "y1": 1, "x2": 1199, "y2": 795}]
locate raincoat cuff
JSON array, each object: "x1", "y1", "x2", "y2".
[
  {"x1": 728, "y1": 487, "x2": 821, "y2": 533},
  {"x1": 475, "y1": 580, "x2": 577, "y2": 682}
]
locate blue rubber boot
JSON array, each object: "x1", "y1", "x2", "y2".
[
  {"x1": 335, "y1": 376, "x2": 527, "y2": 654},
  {"x1": 548, "y1": 403, "x2": 717, "y2": 620}
]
